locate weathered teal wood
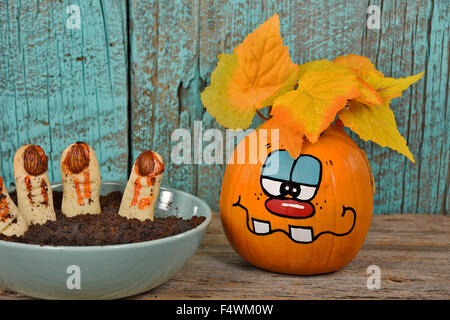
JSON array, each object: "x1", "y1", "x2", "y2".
[
  {"x1": 0, "y1": 0, "x2": 447, "y2": 214},
  {"x1": 0, "y1": 0, "x2": 129, "y2": 186},
  {"x1": 130, "y1": 0, "x2": 448, "y2": 214},
  {"x1": 358, "y1": 0, "x2": 449, "y2": 214},
  {"x1": 129, "y1": 0, "x2": 201, "y2": 196}
]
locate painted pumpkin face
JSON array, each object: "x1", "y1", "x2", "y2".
[{"x1": 220, "y1": 125, "x2": 374, "y2": 275}]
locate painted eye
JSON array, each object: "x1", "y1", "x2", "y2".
[
  {"x1": 261, "y1": 178, "x2": 283, "y2": 196},
  {"x1": 297, "y1": 185, "x2": 317, "y2": 201}
]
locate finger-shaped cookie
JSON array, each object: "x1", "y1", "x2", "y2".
[
  {"x1": 119, "y1": 150, "x2": 164, "y2": 221},
  {"x1": 61, "y1": 142, "x2": 101, "y2": 217},
  {"x1": 13, "y1": 145, "x2": 56, "y2": 225},
  {"x1": 0, "y1": 176, "x2": 28, "y2": 236}
]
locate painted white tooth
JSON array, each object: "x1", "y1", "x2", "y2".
[
  {"x1": 252, "y1": 220, "x2": 270, "y2": 234},
  {"x1": 290, "y1": 226, "x2": 313, "y2": 243},
  {"x1": 282, "y1": 203, "x2": 305, "y2": 209}
]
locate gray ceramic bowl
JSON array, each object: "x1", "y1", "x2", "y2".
[{"x1": 0, "y1": 181, "x2": 211, "y2": 299}]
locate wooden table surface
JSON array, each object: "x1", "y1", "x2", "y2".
[{"x1": 1, "y1": 213, "x2": 449, "y2": 300}]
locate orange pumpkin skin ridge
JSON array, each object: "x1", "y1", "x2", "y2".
[{"x1": 220, "y1": 124, "x2": 374, "y2": 275}]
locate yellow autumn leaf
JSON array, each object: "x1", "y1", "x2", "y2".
[
  {"x1": 298, "y1": 59, "x2": 380, "y2": 105},
  {"x1": 298, "y1": 59, "x2": 342, "y2": 77},
  {"x1": 333, "y1": 54, "x2": 383, "y2": 106},
  {"x1": 333, "y1": 54, "x2": 383, "y2": 77},
  {"x1": 338, "y1": 100, "x2": 415, "y2": 162},
  {"x1": 355, "y1": 78, "x2": 384, "y2": 105},
  {"x1": 271, "y1": 60, "x2": 360, "y2": 143},
  {"x1": 333, "y1": 54, "x2": 423, "y2": 162},
  {"x1": 200, "y1": 53, "x2": 256, "y2": 129},
  {"x1": 364, "y1": 71, "x2": 424, "y2": 104},
  {"x1": 333, "y1": 54, "x2": 424, "y2": 106},
  {"x1": 200, "y1": 14, "x2": 298, "y2": 129},
  {"x1": 260, "y1": 118, "x2": 304, "y2": 159}
]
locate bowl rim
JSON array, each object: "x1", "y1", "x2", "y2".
[{"x1": 0, "y1": 181, "x2": 212, "y2": 251}]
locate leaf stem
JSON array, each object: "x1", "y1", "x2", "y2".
[{"x1": 256, "y1": 109, "x2": 270, "y2": 121}]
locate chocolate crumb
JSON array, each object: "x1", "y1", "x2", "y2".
[{"x1": 2, "y1": 191, "x2": 205, "y2": 247}]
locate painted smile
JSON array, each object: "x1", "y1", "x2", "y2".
[{"x1": 234, "y1": 196, "x2": 356, "y2": 244}]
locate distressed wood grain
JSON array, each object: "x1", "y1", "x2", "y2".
[
  {"x1": 129, "y1": 0, "x2": 200, "y2": 196},
  {"x1": 0, "y1": 0, "x2": 129, "y2": 186},
  {"x1": 358, "y1": 0, "x2": 449, "y2": 215},
  {"x1": 135, "y1": 213, "x2": 450, "y2": 299},
  {"x1": 129, "y1": 0, "x2": 448, "y2": 214},
  {"x1": 0, "y1": 0, "x2": 447, "y2": 214},
  {"x1": 1, "y1": 213, "x2": 448, "y2": 299}
]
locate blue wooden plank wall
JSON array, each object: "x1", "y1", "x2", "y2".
[
  {"x1": 0, "y1": 0, "x2": 448, "y2": 214},
  {"x1": 0, "y1": 0, "x2": 129, "y2": 183}
]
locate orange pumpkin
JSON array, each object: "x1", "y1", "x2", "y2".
[{"x1": 220, "y1": 123, "x2": 374, "y2": 275}]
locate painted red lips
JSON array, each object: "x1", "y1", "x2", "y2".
[{"x1": 265, "y1": 198, "x2": 314, "y2": 219}]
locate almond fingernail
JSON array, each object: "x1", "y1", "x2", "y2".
[
  {"x1": 137, "y1": 150, "x2": 155, "y2": 176},
  {"x1": 23, "y1": 145, "x2": 48, "y2": 176},
  {"x1": 64, "y1": 142, "x2": 90, "y2": 174}
]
